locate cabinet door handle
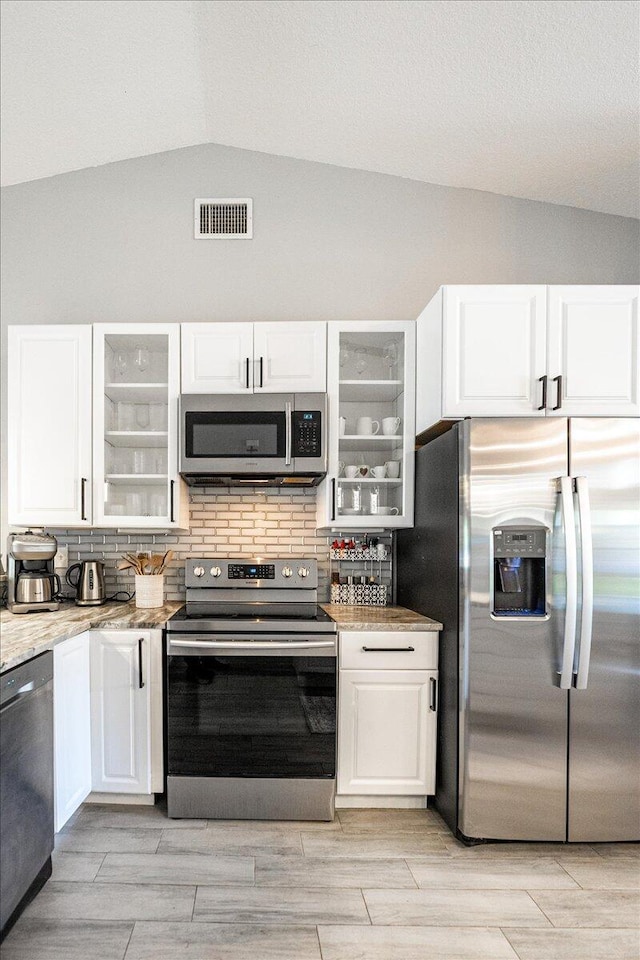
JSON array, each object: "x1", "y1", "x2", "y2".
[
  {"x1": 429, "y1": 676, "x2": 438, "y2": 712},
  {"x1": 137, "y1": 637, "x2": 145, "y2": 689},
  {"x1": 362, "y1": 646, "x2": 415, "y2": 653},
  {"x1": 245, "y1": 357, "x2": 250, "y2": 389},
  {"x1": 553, "y1": 375, "x2": 563, "y2": 410},
  {"x1": 170, "y1": 480, "x2": 175, "y2": 523},
  {"x1": 259, "y1": 356, "x2": 264, "y2": 388},
  {"x1": 331, "y1": 478, "x2": 336, "y2": 521},
  {"x1": 537, "y1": 375, "x2": 548, "y2": 410},
  {"x1": 80, "y1": 478, "x2": 87, "y2": 520}
]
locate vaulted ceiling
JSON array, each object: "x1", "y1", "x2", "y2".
[{"x1": 1, "y1": 0, "x2": 638, "y2": 217}]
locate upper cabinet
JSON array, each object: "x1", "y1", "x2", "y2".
[
  {"x1": 93, "y1": 324, "x2": 187, "y2": 528},
  {"x1": 8, "y1": 326, "x2": 93, "y2": 527},
  {"x1": 547, "y1": 286, "x2": 639, "y2": 417},
  {"x1": 317, "y1": 321, "x2": 415, "y2": 530},
  {"x1": 416, "y1": 285, "x2": 639, "y2": 435},
  {"x1": 181, "y1": 321, "x2": 327, "y2": 394}
]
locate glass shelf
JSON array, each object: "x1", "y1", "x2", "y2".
[
  {"x1": 338, "y1": 380, "x2": 403, "y2": 402},
  {"x1": 105, "y1": 431, "x2": 168, "y2": 448},
  {"x1": 106, "y1": 474, "x2": 167, "y2": 485},
  {"x1": 104, "y1": 383, "x2": 169, "y2": 402},
  {"x1": 337, "y1": 478, "x2": 402, "y2": 485}
]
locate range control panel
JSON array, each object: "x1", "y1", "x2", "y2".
[
  {"x1": 228, "y1": 564, "x2": 275, "y2": 580},
  {"x1": 292, "y1": 410, "x2": 322, "y2": 458},
  {"x1": 185, "y1": 558, "x2": 318, "y2": 589},
  {"x1": 493, "y1": 526, "x2": 547, "y2": 558}
]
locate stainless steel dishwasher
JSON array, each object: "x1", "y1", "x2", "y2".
[{"x1": 0, "y1": 651, "x2": 54, "y2": 939}]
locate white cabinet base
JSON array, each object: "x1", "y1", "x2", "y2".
[
  {"x1": 85, "y1": 792, "x2": 156, "y2": 806},
  {"x1": 335, "y1": 796, "x2": 429, "y2": 809},
  {"x1": 54, "y1": 632, "x2": 92, "y2": 832}
]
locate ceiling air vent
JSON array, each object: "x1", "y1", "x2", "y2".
[{"x1": 195, "y1": 198, "x2": 253, "y2": 239}]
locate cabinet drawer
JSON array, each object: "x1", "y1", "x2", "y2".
[{"x1": 340, "y1": 631, "x2": 438, "y2": 670}]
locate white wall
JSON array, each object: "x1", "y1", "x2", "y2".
[{"x1": 2, "y1": 141, "x2": 638, "y2": 554}]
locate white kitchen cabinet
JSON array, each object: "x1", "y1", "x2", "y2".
[
  {"x1": 337, "y1": 631, "x2": 438, "y2": 796},
  {"x1": 90, "y1": 630, "x2": 151, "y2": 795},
  {"x1": 181, "y1": 321, "x2": 327, "y2": 393},
  {"x1": 8, "y1": 325, "x2": 93, "y2": 526},
  {"x1": 547, "y1": 285, "x2": 639, "y2": 416},
  {"x1": 317, "y1": 321, "x2": 415, "y2": 530},
  {"x1": 416, "y1": 284, "x2": 640, "y2": 435},
  {"x1": 54, "y1": 632, "x2": 92, "y2": 830},
  {"x1": 93, "y1": 324, "x2": 188, "y2": 529}
]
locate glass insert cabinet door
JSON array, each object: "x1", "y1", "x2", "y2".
[
  {"x1": 93, "y1": 324, "x2": 181, "y2": 526},
  {"x1": 322, "y1": 321, "x2": 416, "y2": 529}
]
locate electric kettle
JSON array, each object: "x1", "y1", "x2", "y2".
[{"x1": 66, "y1": 560, "x2": 106, "y2": 606}]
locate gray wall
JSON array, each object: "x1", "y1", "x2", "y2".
[{"x1": 2, "y1": 141, "x2": 639, "y2": 555}]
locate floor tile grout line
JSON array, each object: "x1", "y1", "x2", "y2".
[
  {"x1": 523, "y1": 889, "x2": 556, "y2": 927},
  {"x1": 499, "y1": 924, "x2": 527, "y2": 960},
  {"x1": 360, "y1": 887, "x2": 374, "y2": 925},
  {"x1": 121, "y1": 919, "x2": 136, "y2": 960}
]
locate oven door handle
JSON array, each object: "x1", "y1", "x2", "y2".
[{"x1": 168, "y1": 638, "x2": 336, "y2": 654}]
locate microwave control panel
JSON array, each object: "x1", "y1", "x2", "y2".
[{"x1": 292, "y1": 411, "x2": 322, "y2": 457}]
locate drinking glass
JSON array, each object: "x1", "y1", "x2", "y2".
[
  {"x1": 133, "y1": 346, "x2": 150, "y2": 374},
  {"x1": 135, "y1": 404, "x2": 150, "y2": 429},
  {"x1": 354, "y1": 347, "x2": 368, "y2": 375},
  {"x1": 113, "y1": 351, "x2": 129, "y2": 381}
]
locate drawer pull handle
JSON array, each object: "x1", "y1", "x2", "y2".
[{"x1": 362, "y1": 646, "x2": 415, "y2": 653}]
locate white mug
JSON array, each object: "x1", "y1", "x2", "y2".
[
  {"x1": 373, "y1": 506, "x2": 399, "y2": 515},
  {"x1": 356, "y1": 417, "x2": 380, "y2": 435},
  {"x1": 385, "y1": 460, "x2": 401, "y2": 478},
  {"x1": 371, "y1": 465, "x2": 387, "y2": 479},
  {"x1": 357, "y1": 464, "x2": 370, "y2": 478},
  {"x1": 338, "y1": 416, "x2": 347, "y2": 436},
  {"x1": 345, "y1": 465, "x2": 359, "y2": 478},
  {"x1": 382, "y1": 416, "x2": 401, "y2": 435}
]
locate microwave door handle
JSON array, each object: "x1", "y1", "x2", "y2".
[
  {"x1": 285, "y1": 401, "x2": 292, "y2": 466},
  {"x1": 574, "y1": 476, "x2": 593, "y2": 689}
]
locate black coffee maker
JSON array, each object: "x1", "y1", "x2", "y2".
[{"x1": 6, "y1": 531, "x2": 61, "y2": 614}]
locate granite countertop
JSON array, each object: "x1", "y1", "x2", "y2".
[
  {"x1": 0, "y1": 601, "x2": 182, "y2": 673},
  {"x1": 1, "y1": 600, "x2": 441, "y2": 672},
  {"x1": 320, "y1": 604, "x2": 442, "y2": 631}
]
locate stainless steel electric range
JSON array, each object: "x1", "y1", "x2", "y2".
[{"x1": 165, "y1": 558, "x2": 337, "y2": 821}]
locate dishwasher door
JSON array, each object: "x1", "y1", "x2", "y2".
[{"x1": 0, "y1": 651, "x2": 54, "y2": 938}]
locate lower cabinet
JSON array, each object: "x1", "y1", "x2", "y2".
[
  {"x1": 54, "y1": 629, "x2": 163, "y2": 828},
  {"x1": 54, "y1": 632, "x2": 92, "y2": 831},
  {"x1": 90, "y1": 630, "x2": 152, "y2": 795},
  {"x1": 337, "y1": 631, "x2": 438, "y2": 796}
]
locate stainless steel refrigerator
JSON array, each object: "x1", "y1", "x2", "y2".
[{"x1": 397, "y1": 418, "x2": 640, "y2": 843}]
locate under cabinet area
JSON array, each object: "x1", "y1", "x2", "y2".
[
  {"x1": 181, "y1": 321, "x2": 327, "y2": 393},
  {"x1": 416, "y1": 284, "x2": 640, "y2": 435},
  {"x1": 337, "y1": 631, "x2": 438, "y2": 797}
]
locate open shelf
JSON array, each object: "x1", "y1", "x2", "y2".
[
  {"x1": 339, "y1": 435, "x2": 403, "y2": 452},
  {"x1": 337, "y1": 478, "x2": 402, "y2": 485}
]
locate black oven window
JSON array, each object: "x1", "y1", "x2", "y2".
[
  {"x1": 167, "y1": 654, "x2": 336, "y2": 779},
  {"x1": 186, "y1": 412, "x2": 285, "y2": 459}
]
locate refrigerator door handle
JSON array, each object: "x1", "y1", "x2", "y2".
[
  {"x1": 559, "y1": 476, "x2": 578, "y2": 689},
  {"x1": 574, "y1": 476, "x2": 594, "y2": 689}
]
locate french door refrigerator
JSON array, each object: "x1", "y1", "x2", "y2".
[{"x1": 397, "y1": 418, "x2": 639, "y2": 843}]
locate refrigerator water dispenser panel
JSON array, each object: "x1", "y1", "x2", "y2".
[{"x1": 492, "y1": 526, "x2": 547, "y2": 617}]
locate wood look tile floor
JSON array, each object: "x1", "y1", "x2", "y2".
[{"x1": 3, "y1": 804, "x2": 639, "y2": 960}]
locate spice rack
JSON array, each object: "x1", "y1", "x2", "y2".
[{"x1": 328, "y1": 534, "x2": 392, "y2": 606}]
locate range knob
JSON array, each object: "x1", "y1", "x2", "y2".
[
  {"x1": 297, "y1": 566, "x2": 309, "y2": 578},
  {"x1": 281, "y1": 565, "x2": 293, "y2": 578},
  {"x1": 193, "y1": 565, "x2": 205, "y2": 578},
  {"x1": 210, "y1": 566, "x2": 222, "y2": 578}
]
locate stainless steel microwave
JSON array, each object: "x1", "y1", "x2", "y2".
[{"x1": 179, "y1": 393, "x2": 327, "y2": 486}]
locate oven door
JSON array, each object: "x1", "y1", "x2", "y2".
[
  {"x1": 166, "y1": 635, "x2": 336, "y2": 780},
  {"x1": 180, "y1": 394, "x2": 290, "y2": 476}
]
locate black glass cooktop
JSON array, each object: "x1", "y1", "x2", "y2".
[{"x1": 166, "y1": 603, "x2": 336, "y2": 633}]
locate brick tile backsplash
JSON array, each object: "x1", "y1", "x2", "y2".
[{"x1": 49, "y1": 487, "x2": 390, "y2": 603}]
